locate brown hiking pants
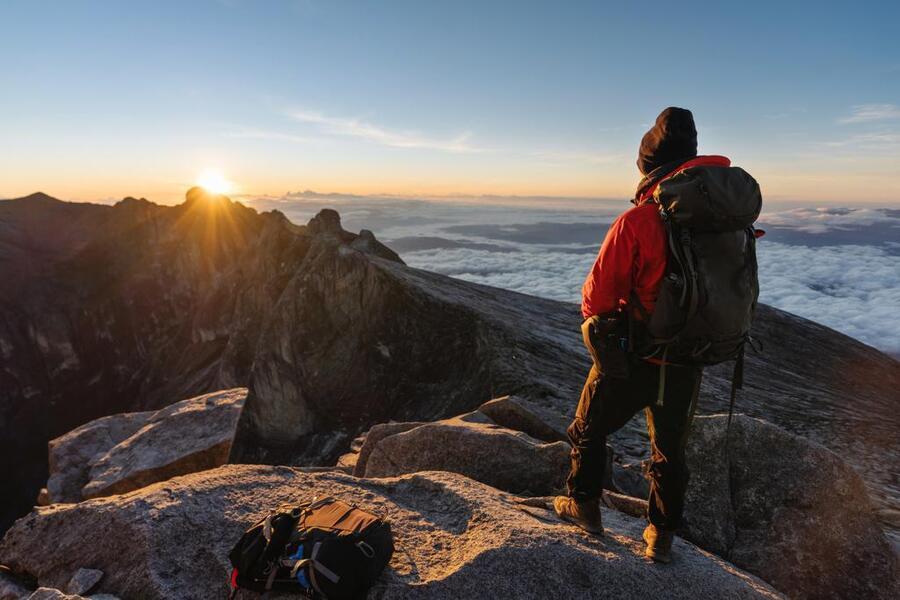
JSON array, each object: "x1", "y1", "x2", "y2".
[{"x1": 565, "y1": 356, "x2": 702, "y2": 531}]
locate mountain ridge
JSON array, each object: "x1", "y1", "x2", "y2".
[{"x1": 0, "y1": 191, "x2": 897, "y2": 546}]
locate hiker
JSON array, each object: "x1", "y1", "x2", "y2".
[{"x1": 554, "y1": 107, "x2": 761, "y2": 563}]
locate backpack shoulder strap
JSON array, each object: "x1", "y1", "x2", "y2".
[
  {"x1": 726, "y1": 346, "x2": 745, "y2": 435},
  {"x1": 724, "y1": 346, "x2": 746, "y2": 465}
]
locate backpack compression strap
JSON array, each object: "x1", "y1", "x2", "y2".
[
  {"x1": 280, "y1": 541, "x2": 341, "y2": 596},
  {"x1": 725, "y1": 347, "x2": 745, "y2": 437},
  {"x1": 724, "y1": 346, "x2": 746, "y2": 469}
]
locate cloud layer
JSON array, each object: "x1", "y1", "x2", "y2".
[{"x1": 248, "y1": 193, "x2": 900, "y2": 357}]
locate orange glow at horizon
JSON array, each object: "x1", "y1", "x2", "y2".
[{"x1": 195, "y1": 169, "x2": 235, "y2": 196}]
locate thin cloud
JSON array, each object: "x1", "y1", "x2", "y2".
[
  {"x1": 231, "y1": 107, "x2": 620, "y2": 164},
  {"x1": 286, "y1": 108, "x2": 482, "y2": 153},
  {"x1": 838, "y1": 103, "x2": 900, "y2": 124},
  {"x1": 223, "y1": 127, "x2": 323, "y2": 145},
  {"x1": 824, "y1": 130, "x2": 900, "y2": 149}
]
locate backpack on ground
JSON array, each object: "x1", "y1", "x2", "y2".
[
  {"x1": 634, "y1": 163, "x2": 762, "y2": 417},
  {"x1": 228, "y1": 497, "x2": 394, "y2": 599}
]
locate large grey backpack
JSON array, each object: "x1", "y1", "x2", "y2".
[
  {"x1": 642, "y1": 164, "x2": 762, "y2": 361},
  {"x1": 634, "y1": 164, "x2": 762, "y2": 413}
]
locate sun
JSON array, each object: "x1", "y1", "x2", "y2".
[{"x1": 195, "y1": 169, "x2": 234, "y2": 195}]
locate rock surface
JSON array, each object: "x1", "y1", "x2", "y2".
[
  {"x1": 0, "y1": 466, "x2": 783, "y2": 600},
  {"x1": 681, "y1": 415, "x2": 898, "y2": 600},
  {"x1": 46, "y1": 390, "x2": 246, "y2": 504},
  {"x1": 2, "y1": 194, "x2": 898, "y2": 548},
  {"x1": 0, "y1": 568, "x2": 32, "y2": 599},
  {"x1": 476, "y1": 395, "x2": 569, "y2": 442},
  {"x1": 355, "y1": 410, "x2": 897, "y2": 599},
  {"x1": 65, "y1": 569, "x2": 102, "y2": 596},
  {"x1": 0, "y1": 192, "x2": 400, "y2": 531},
  {"x1": 27, "y1": 588, "x2": 87, "y2": 600},
  {"x1": 363, "y1": 413, "x2": 570, "y2": 496},
  {"x1": 79, "y1": 389, "x2": 246, "y2": 499},
  {"x1": 47, "y1": 412, "x2": 153, "y2": 503},
  {"x1": 352, "y1": 422, "x2": 424, "y2": 477}
]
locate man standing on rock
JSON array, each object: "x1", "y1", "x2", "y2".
[{"x1": 555, "y1": 107, "x2": 725, "y2": 563}]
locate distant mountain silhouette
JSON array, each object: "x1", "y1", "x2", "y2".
[{"x1": 0, "y1": 191, "x2": 897, "y2": 545}]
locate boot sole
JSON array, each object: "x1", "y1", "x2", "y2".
[
  {"x1": 555, "y1": 511, "x2": 604, "y2": 535},
  {"x1": 644, "y1": 548, "x2": 672, "y2": 563}
]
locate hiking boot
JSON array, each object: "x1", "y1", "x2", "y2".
[
  {"x1": 553, "y1": 496, "x2": 603, "y2": 535},
  {"x1": 643, "y1": 524, "x2": 674, "y2": 563}
]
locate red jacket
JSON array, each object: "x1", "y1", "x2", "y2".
[{"x1": 581, "y1": 155, "x2": 731, "y2": 319}]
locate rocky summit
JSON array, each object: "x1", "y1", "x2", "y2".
[
  {"x1": 0, "y1": 466, "x2": 785, "y2": 600},
  {"x1": 333, "y1": 408, "x2": 900, "y2": 600},
  {"x1": 1, "y1": 192, "x2": 898, "y2": 599}
]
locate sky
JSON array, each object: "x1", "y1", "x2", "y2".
[{"x1": 1, "y1": 0, "x2": 899, "y2": 204}]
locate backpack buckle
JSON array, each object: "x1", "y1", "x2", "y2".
[{"x1": 356, "y1": 541, "x2": 376, "y2": 558}]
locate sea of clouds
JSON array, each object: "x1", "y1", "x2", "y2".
[{"x1": 247, "y1": 193, "x2": 900, "y2": 356}]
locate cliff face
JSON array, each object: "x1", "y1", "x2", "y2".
[
  {"x1": 0, "y1": 191, "x2": 398, "y2": 532},
  {"x1": 1, "y1": 192, "x2": 897, "y2": 544}
]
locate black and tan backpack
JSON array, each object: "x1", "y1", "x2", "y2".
[{"x1": 228, "y1": 497, "x2": 394, "y2": 599}]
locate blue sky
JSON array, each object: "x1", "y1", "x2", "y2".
[{"x1": 1, "y1": 0, "x2": 899, "y2": 203}]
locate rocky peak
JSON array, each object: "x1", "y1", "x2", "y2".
[
  {"x1": 306, "y1": 208, "x2": 343, "y2": 235},
  {"x1": 8, "y1": 191, "x2": 60, "y2": 205},
  {"x1": 301, "y1": 208, "x2": 404, "y2": 264},
  {"x1": 113, "y1": 196, "x2": 152, "y2": 209},
  {"x1": 0, "y1": 196, "x2": 409, "y2": 532}
]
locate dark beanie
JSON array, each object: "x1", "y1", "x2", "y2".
[{"x1": 637, "y1": 107, "x2": 698, "y2": 175}]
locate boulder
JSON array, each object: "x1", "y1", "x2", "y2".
[
  {"x1": 681, "y1": 415, "x2": 898, "y2": 600},
  {"x1": 609, "y1": 461, "x2": 650, "y2": 500},
  {"x1": 354, "y1": 412, "x2": 646, "y2": 501},
  {"x1": 350, "y1": 434, "x2": 366, "y2": 453},
  {"x1": 24, "y1": 589, "x2": 119, "y2": 600},
  {"x1": 0, "y1": 567, "x2": 32, "y2": 600},
  {"x1": 27, "y1": 589, "x2": 86, "y2": 600},
  {"x1": 352, "y1": 422, "x2": 424, "y2": 477},
  {"x1": 363, "y1": 414, "x2": 570, "y2": 496},
  {"x1": 47, "y1": 411, "x2": 153, "y2": 503},
  {"x1": 335, "y1": 453, "x2": 358, "y2": 470},
  {"x1": 0, "y1": 465, "x2": 783, "y2": 599},
  {"x1": 476, "y1": 395, "x2": 569, "y2": 442},
  {"x1": 78, "y1": 389, "x2": 246, "y2": 500},
  {"x1": 65, "y1": 569, "x2": 102, "y2": 596}
]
